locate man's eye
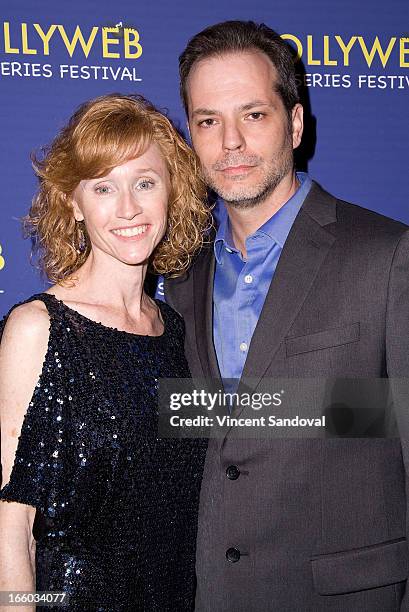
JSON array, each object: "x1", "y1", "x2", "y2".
[
  {"x1": 137, "y1": 179, "x2": 155, "y2": 190},
  {"x1": 247, "y1": 112, "x2": 265, "y2": 120},
  {"x1": 198, "y1": 119, "x2": 216, "y2": 128}
]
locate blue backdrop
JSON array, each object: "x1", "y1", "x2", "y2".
[{"x1": 1, "y1": 0, "x2": 408, "y2": 313}]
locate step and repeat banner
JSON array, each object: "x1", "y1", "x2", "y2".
[{"x1": 1, "y1": 0, "x2": 408, "y2": 313}]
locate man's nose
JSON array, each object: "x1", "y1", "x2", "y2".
[
  {"x1": 222, "y1": 120, "x2": 245, "y2": 151},
  {"x1": 116, "y1": 190, "x2": 143, "y2": 220}
]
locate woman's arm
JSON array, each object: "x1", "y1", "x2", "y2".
[{"x1": 0, "y1": 301, "x2": 50, "y2": 610}]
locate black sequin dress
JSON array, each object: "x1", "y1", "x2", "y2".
[{"x1": 0, "y1": 293, "x2": 207, "y2": 611}]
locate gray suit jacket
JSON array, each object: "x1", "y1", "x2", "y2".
[{"x1": 165, "y1": 182, "x2": 409, "y2": 611}]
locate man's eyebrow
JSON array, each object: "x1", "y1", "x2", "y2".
[
  {"x1": 191, "y1": 101, "x2": 272, "y2": 117},
  {"x1": 238, "y1": 101, "x2": 272, "y2": 112},
  {"x1": 191, "y1": 107, "x2": 220, "y2": 117}
]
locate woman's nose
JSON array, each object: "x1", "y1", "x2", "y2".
[{"x1": 116, "y1": 190, "x2": 143, "y2": 220}]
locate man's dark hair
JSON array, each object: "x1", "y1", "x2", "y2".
[{"x1": 179, "y1": 20, "x2": 299, "y2": 117}]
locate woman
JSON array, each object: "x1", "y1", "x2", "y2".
[{"x1": 0, "y1": 94, "x2": 211, "y2": 611}]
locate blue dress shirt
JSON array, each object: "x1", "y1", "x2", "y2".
[{"x1": 213, "y1": 172, "x2": 312, "y2": 388}]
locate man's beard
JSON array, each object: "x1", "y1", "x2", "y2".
[{"x1": 202, "y1": 139, "x2": 294, "y2": 210}]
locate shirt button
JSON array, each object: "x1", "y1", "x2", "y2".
[
  {"x1": 226, "y1": 465, "x2": 240, "y2": 480},
  {"x1": 226, "y1": 547, "x2": 241, "y2": 563},
  {"x1": 239, "y1": 342, "x2": 248, "y2": 352},
  {"x1": 244, "y1": 274, "x2": 253, "y2": 284}
]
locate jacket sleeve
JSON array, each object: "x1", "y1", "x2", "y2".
[{"x1": 385, "y1": 229, "x2": 409, "y2": 610}]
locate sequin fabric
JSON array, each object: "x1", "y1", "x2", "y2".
[{"x1": 0, "y1": 293, "x2": 207, "y2": 611}]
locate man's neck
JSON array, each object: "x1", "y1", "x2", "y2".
[{"x1": 227, "y1": 171, "x2": 300, "y2": 258}]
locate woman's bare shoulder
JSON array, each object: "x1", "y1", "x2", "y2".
[{"x1": 1, "y1": 300, "x2": 50, "y2": 346}]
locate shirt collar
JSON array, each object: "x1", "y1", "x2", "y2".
[
  {"x1": 214, "y1": 208, "x2": 239, "y2": 262},
  {"x1": 214, "y1": 172, "x2": 312, "y2": 263}
]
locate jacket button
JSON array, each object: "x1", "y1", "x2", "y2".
[
  {"x1": 226, "y1": 465, "x2": 240, "y2": 480},
  {"x1": 226, "y1": 547, "x2": 241, "y2": 563}
]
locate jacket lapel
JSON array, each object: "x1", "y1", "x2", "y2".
[
  {"x1": 193, "y1": 248, "x2": 221, "y2": 381},
  {"x1": 236, "y1": 182, "x2": 338, "y2": 396}
]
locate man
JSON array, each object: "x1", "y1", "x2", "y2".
[{"x1": 164, "y1": 20, "x2": 409, "y2": 611}]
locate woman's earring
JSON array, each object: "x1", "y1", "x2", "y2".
[{"x1": 75, "y1": 223, "x2": 86, "y2": 254}]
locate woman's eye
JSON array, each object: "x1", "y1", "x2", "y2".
[
  {"x1": 95, "y1": 185, "x2": 111, "y2": 194},
  {"x1": 137, "y1": 179, "x2": 155, "y2": 190}
]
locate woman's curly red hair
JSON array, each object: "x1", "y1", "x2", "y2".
[{"x1": 24, "y1": 93, "x2": 212, "y2": 283}]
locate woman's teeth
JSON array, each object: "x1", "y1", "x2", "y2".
[{"x1": 112, "y1": 225, "x2": 148, "y2": 237}]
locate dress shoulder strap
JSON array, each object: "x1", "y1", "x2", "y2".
[
  {"x1": 24, "y1": 292, "x2": 62, "y2": 314},
  {"x1": 0, "y1": 292, "x2": 63, "y2": 340}
]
